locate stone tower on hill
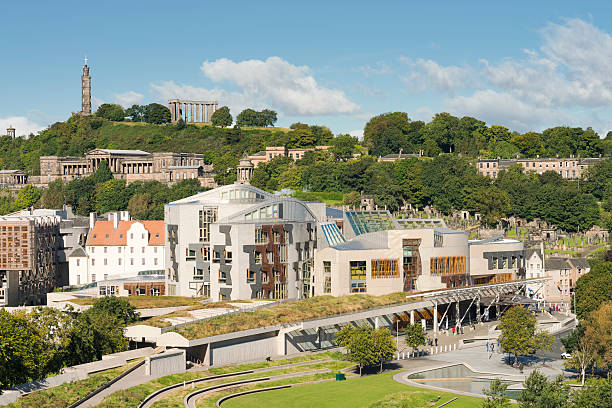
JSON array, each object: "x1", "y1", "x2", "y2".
[{"x1": 81, "y1": 58, "x2": 91, "y2": 115}]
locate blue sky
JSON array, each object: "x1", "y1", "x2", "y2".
[{"x1": 3, "y1": 1, "x2": 612, "y2": 138}]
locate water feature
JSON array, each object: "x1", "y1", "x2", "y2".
[{"x1": 407, "y1": 364, "x2": 522, "y2": 399}]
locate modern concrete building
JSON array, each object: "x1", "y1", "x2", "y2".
[
  {"x1": 69, "y1": 212, "x2": 165, "y2": 285},
  {"x1": 313, "y1": 210, "x2": 524, "y2": 297},
  {"x1": 37, "y1": 149, "x2": 216, "y2": 187},
  {"x1": 476, "y1": 156, "x2": 603, "y2": 179},
  {"x1": 164, "y1": 184, "x2": 319, "y2": 300},
  {"x1": 0, "y1": 214, "x2": 60, "y2": 306}
]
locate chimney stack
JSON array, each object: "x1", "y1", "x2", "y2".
[
  {"x1": 113, "y1": 212, "x2": 119, "y2": 229},
  {"x1": 89, "y1": 212, "x2": 96, "y2": 229}
]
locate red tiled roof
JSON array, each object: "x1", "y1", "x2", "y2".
[{"x1": 87, "y1": 220, "x2": 164, "y2": 246}]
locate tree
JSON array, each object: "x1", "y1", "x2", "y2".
[
  {"x1": 211, "y1": 106, "x2": 232, "y2": 127},
  {"x1": 91, "y1": 160, "x2": 113, "y2": 184},
  {"x1": 335, "y1": 324, "x2": 357, "y2": 357},
  {"x1": 0, "y1": 310, "x2": 47, "y2": 388},
  {"x1": 482, "y1": 378, "x2": 511, "y2": 408},
  {"x1": 372, "y1": 327, "x2": 396, "y2": 373},
  {"x1": 533, "y1": 331, "x2": 554, "y2": 365},
  {"x1": 144, "y1": 103, "x2": 171, "y2": 124},
  {"x1": 40, "y1": 179, "x2": 65, "y2": 208},
  {"x1": 89, "y1": 296, "x2": 140, "y2": 325},
  {"x1": 498, "y1": 306, "x2": 536, "y2": 366},
  {"x1": 175, "y1": 117, "x2": 186, "y2": 130},
  {"x1": 570, "y1": 377, "x2": 612, "y2": 408},
  {"x1": 584, "y1": 301, "x2": 612, "y2": 370},
  {"x1": 259, "y1": 109, "x2": 277, "y2": 127},
  {"x1": 331, "y1": 134, "x2": 358, "y2": 161},
  {"x1": 128, "y1": 193, "x2": 152, "y2": 220},
  {"x1": 518, "y1": 370, "x2": 571, "y2": 408},
  {"x1": 564, "y1": 331, "x2": 599, "y2": 385},
  {"x1": 574, "y1": 262, "x2": 612, "y2": 320},
  {"x1": 95, "y1": 179, "x2": 129, "y2": 214},
  {"x1": 66, "y1": 308, "x2": 128, "y2": 365},
  {"x1": 96, "y1": 104, "x2": 125, "y2": 121},
  {"x1": 404, "y1": 323, "x2": 426, "y2": 354},
  {"x1": 125, "y1": 104, "x2": 145, "y2": 122},
  {"x1": 236, "y1": 109, "x2": 259, "y2": 126},
  {"x1": 15, "y1": 184, "x2": 42, "y2": 210},
  {"x1": 342, "y1": 191, "x2": 361, "y2": 208}
]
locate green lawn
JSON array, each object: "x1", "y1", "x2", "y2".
[{"x1": 222, "y1": 371, "x2": 484, "y2": 408}]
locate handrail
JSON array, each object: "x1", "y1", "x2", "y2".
[
  {"x1": 137, "y1": 370, "x2": 254, "y2": 408},
  {"x1": 184, "y1": 377, "x2": 270, "y2": 408}
]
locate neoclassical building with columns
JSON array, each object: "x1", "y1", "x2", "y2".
[{"x1": 37, "y1": 148, "x2": 216, "y2": 187}]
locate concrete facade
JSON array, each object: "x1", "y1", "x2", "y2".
[
  {"x1": 164, "y1": 184, "x2": 319, "y2": 300},
  {"x1": 313, "y1": 229, "x2": 524, "y2": 298},
  {"x1": 0, "y1": 214, "x2": 60, "y2": 306},
  {"x1": 144, "y1": 349, "x2": 186, "y2": 377},
  {"x1": 37, "y1": 149, "x2": 215, "y2": 188}
]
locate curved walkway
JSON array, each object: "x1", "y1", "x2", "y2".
[
  {"x1": 139, "y1": 358, "x2": 331, "y2": 408},
  {"x1": 184, "y1": 369, "x2": 331, "y2": 408}
]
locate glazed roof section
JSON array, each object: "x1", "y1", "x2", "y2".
[
  {"x1": 320, "y1": 222, "x2": 346, "y2": 247},
  {"x1": 168, "y1": 184, "x2": 273, "y2": 205},
  {"x1": 345, "y1": 210, "x2": 399, "y2": 236}
]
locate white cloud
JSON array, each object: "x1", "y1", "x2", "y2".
[
  {"x1": 0, "y1": 116, "x2": 46, "y2": 137},
  {"x1": 113, "y1": 91, "x2": 144, "y2": 108},
  {"x1": 349, "y1": 129, "x2": 364, "y2": 140},
  {"x1": 446, "y1": 90, "x2": 569, "y2": 132},
  {"x1": 358, "y1": 62, "x2": 392, "y2": 76},
  {"x1": 401, "y1": 57, "x2": 471, "y2": 92},
  {"x1": 192, "y1": 57, "x2": 359, "y2": 116}
]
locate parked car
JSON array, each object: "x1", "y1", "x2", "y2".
[{"x1": 561, "y1": 352, "x2": 572, "y2": 359}]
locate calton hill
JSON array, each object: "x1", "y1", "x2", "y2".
[{"x1": 0, "y1": 104, "x2": 610, "y2": 235}]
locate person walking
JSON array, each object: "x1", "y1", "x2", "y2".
[
  {"x1": 435, "y1": 337, "x2": 438, "y2": 346},
  {"x1": 491, "y1": 343, "x2": 495, "y2": 353},
  {"x1": 486, "y1": 342, "x2": 489, "y2": 352}
]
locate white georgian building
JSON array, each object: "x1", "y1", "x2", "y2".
[{"x1": 68, "y1": 212, "x2": 165, "y2": 285}]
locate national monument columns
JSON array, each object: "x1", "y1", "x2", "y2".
[{"x1": 168, "y1": 100, "x2": 218, "y2": 124}]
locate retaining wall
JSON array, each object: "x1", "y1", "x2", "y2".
[{"x1": 145, "y1": 349, "x2": 186, "y2": 377}]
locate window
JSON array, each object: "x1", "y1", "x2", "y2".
[
  {"x1": 154, "y1": 247, "x2": 158, "y2": 253},
  {"x1": 118, "y1": 258, "x2": 122, "y2": 265},
  {"x1": 118, "y1": 247, "x2": 121, "y2": 253},
  {"x1": 130, "y1": 234, "x2": 133, "y2": 239},
  {"x1": 350, "y1": 282, "x2": 366, "y2": 293},
  {"x1": 76, "y1": 259, "x2": 80, "y2": 266},
  {"x1": 255, "y1": 228, "x2": 268, "y2": 244},
  {"x1": 199, "y1": 208, "x2": 217, "y2": 242},
  {"x1": 91, "y1": 247, "x2": 95, "y2": 253},
  {"x1": 194, "y1": 268, "x2": 204, "y2": 280},
  {"x1": 202, "y1": 246, "x2": 210, "y2": 261},
  {"x1": 279, "y1": 244, "x2": 288, "y2": 263},
  {"x1": 104, "y1": 258, "x2": 108, "y2": 266},
  {"x1": 273, "y1": 231, "x2": 281, "y2": 243},
  {"x1": 350, "y1": 261, "x2": 367, "y2": 280},
  {"x1": 324, "y1": 276, "x2": 332, "y2": 293},
  {"x1": 430, "y1": 256, "x2": 466, "y2": 276},
  {"x1": 151, "y1": 287, "x2": 160, "y2": 296},
  {"x1": 142, "y1": 258, "x2": 145, "y2": 265},
  {"x1": 219, "y1": 271, "x2": 227, "y2": 282},
  {"x1": 213, "y1": 250, "x2": 221, "y2": 263},
  {"x1": 104, "y1": 247, "x2": 107, "y2": 253},
  {"x1": 247, "y1": 269, "x2": 255, "y2": 283},
  {"x1": 104, "y1": 274, "x2": 108, "y2": 280},
  {"x1": 225, "y1": 250, "x2": 232, "y2": 263},
  {"x1": 130, "y1": 258, "x2": 134, "y2": 265},
  {"x1": 266, "y1": 251, "x2": 273, "y2": 264},
  {"x1": 512, "y1": 256, "x2": 517, "y2": 268},
  {"x1": 371, "y1": 259, "x2": 399, "y2": 278},
  {"x1": 186, "y1": 248, "x2": 196, "y2": 260},
  {"x1": 91, "y1": 259, "x2": 95, "y2": 266},
  {"x1": 323, "y1": 261, "x2": 331, "y2": 274},
  {"x1": 77, "y1": 275, "x2": 81, "y2": 285},
  {"x1": 92, "y1": 274, "x2": 96, "y2": 282},
  {"x1": 142, "y1": 247, "x2": 145, "y2": 253},
  {"x1": 120, "y1": 234, "x2": 123, "y2": 238},
  {"x1": 491, "y1": 257, "x2": 498, "y2": 270},
  {"x1": 154, "y1": 258, "x2": 158, "y2": 265},
  {"x1": 130, "y1": 247, "x2": 134, "y2": 253},
  {"x1": 99, "y1": 286, "x2": 106, "y2": 296},
  {"x1": 255, "y1": 251, "x2": 262, "y2": 264},
  {"x1": 142, "y1": 233, "x2": 145, "y2": 239}
]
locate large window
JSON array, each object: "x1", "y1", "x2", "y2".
[
  {"x1": 430, "y1": 256, "x2": 466, "y2": 276},
  {"x1": 371, "y1": 259, "x2": 399, "y2": 278},
  {"x1": 324, "y1": 276, "x2": 332, "y2": 293},
  {"x1": 245, "y1": 203, "x2": 281, "y2": 220},
  {"x1": 350, "y1": 261, "x2": 367, "y2": 280},
  {"x1": 255, "y1": 228, "x2": 268, "y2": 244},
  {"x1": 323, "y1": 261, "x2": 331, "y2": 274},
  {"x1": 279, "y1": 244, "x2": 288, "y2": 263},
  {"x1": 199, "y1": 208, "x2": 217, "y2": 242}
]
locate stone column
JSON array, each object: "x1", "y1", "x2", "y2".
[
  {"x1": 189, "y1": 103, "x2": 192, "y2": 123},
  {"x1": 476, "y1": 297, "x2": 481, "y2": 324},
  {"x1": 455, "y1": 301, "x2": 460, "y2": 330},
  {"x1": 433, "y1": 302, "x2": 438, "y2": 333}
]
